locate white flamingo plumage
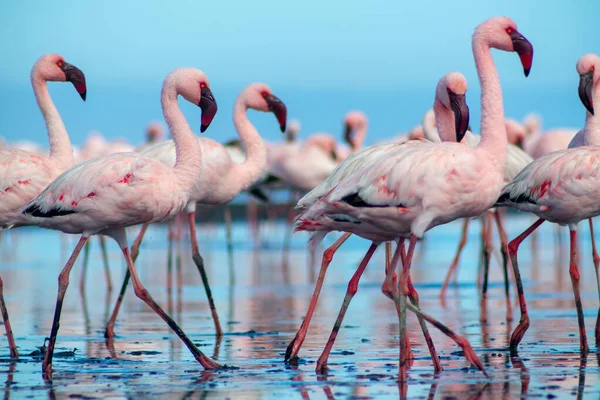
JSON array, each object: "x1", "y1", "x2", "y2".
[
  {"x1": 294, "y1": 17, "x2": 533, "y2": 380},
  {"x1": 18, "y1": 68, "x2": 220, "y2": 375},
  {"x1": 496, "y1": 53, "x2": 600, "y2": 354},
  {"x1": 0, "y1": 53, "x2": 86, "y2": 359},
  {"x1": 104, "y1": 82, "x2": 287, "y2": 339}
]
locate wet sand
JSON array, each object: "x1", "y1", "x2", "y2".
[{"x1": 1, "y1": 215, "x2": 599, "y2": 398}]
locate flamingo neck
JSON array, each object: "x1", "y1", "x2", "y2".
[
  {"x1": 161, "y1": 83, "x2": 202, "y2": 194},
  {"x1": 433, "y1": 99, "x2": 457, "y2": 143},
  {"x1": 226, "y1": 98, "x2": 267, "y2": 195},
  {"x1": 31, "y1": 72, "x2": 73, "y2": 170},
  {"x1": 473, "y1": 39, "x2": 507, "y2": 168}
]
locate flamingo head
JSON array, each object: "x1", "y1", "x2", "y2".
[
  {"x1": 505, "y1": 119, "x2": 526, "y2": 147},
  {"x1": 170, "y1": 68, "x2": 217, "y2": 133},
  {"x1": 34, "y1": 54, "x2": 87, "y2": 100},
  {"x1": 476, "y1": 17, "x2": 533, "y2": 77},
  {"x1": 285, "y1": 120, "x2": 301, "y2": 142},
  {"x1": 343, "y1": 111, "x2": 368, "y2": 150},
  {"x1": 245, "y1": 83, "x2": 287, "y2": 133},
  {"x1": 408, "y1": 125, "x2": 425, "y2": 140},
  {"x1": 146, "y1": 121, "x2": 165, "y2": 143},
  {"x1": 437, "y1": 72, "x2": 470, "y2": 142},
  {"x1": 576, "y1": 53, "x2": 600, "y2": 115}
]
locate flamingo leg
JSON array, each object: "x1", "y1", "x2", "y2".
[
  {"x1": 493, "y1": 209, "x2": 513, "y2": 322},
  {"x1": 509, "y1": 218, "x2": 545, "y2": 353},
  {"x1": 99, "y1": 236, "x2": 113, "y2": 292},
  {"x1": 79, "y1": 240, "x2": 91, "y2": 293},
  {"x1": 223, "y1": 204, "x2": 235, "y2": 286},
  {"x1": 120, "y1": 244, "x2": 221, "y2": 369},
  {"x1": 568, "y1": 228, "x2": 589, "y2": 354},
  {"x1": 43, "y1": 236, "x2": 88, "y2": 375},
  {"x1": 441, "y1": 218, "x2": 470, "y2": 299},
  {"x1": 105, "y1": 223, "x2": 148, "y2": 339},
  {"x1": 587, "y1": 218, "x2": 600, "y2": 345},
  {"x1": 315, "y1": 243, "x2": 378, "y2": 374},
  {"x1": 0, "y1": 275, "x2": 18, "y2": 358},
  {"x1": 189, "y1": 212, "x2": 223, "y2": 336},
  {"x1": 284, "y1": 232, "x2": 351, "y2": 362},
  {"x1": 480, "y1": 211, "x2": 493, "y2": 322}
]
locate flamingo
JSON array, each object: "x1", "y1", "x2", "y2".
[
  {"x1": 295, "y1": 16, "x2": 533, "y2": 380},
  {"x1": 285, "y1": 71, "x2": 471, "y2": 374},
  {"x1": 0, "y1": 53, "x2": 86, "y2": 359},
  {"x1": 521, "y1": 113, "x2": 577, "y2": 159},
  {"x1": 17, "y1": 67, "x2": 219, "y2": 374},
  {"x1": 104, "y1": 82, "x2": 287, "y2": 339},
  {"x1": 496, "y1": 53, "x2": 600, "y2": 354}
]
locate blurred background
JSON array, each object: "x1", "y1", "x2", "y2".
[{"x1": 0, "y1": 0, "x2": 598, "y2": 146}]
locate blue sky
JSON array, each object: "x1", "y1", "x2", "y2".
[{"x1": 0, "y1": 1, "x2": 598, "y2": 145}]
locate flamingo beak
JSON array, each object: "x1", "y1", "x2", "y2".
[
  {"x1": 199, "y1": 86, "x2": 218, "y2": 133},
  {"x1": 264, "y1": 94, "x2": 287, "y2": 132},
  {"x1": 343, "y1": 123, "x2": 354, "y2": 149},
  {"x1": 509, "y1": 29, "x2": 533, "y2": 77},
  {"x1": 448, "y1": 91, "x2": 470, "y2": 143},
  {"x1": 60, "y1": 62, "x2": 87, "y2": 101},
  {"x1": 579, "y1": 70, "x2": 594, "y2": 115}
]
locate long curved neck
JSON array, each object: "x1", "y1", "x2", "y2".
[
  {"x1": 433, "y1": 99, "x2": 456, "y2": 142},
  {"x1": 352, "y1": 123, "x2": 367, "y2": 150},
  {"x1": 226, "y1": 97, "x2": 267, "y2": 193},
  {"x1": 473, "y1": 38, "x2": 507, "y2": 167},
  {"x1": 32, "y1": 72, "x2": 73, "y2": 170},
  {"x1": 161, "y1": 84, "x2": 202, "y2": 193}
]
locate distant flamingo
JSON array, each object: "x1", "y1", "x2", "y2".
[
  {"x1": 286, "y1": 71, "x2": 471, "y2": 371},
  {"x1": 336, "y1": 111, "x2": 368, "y2": 161},
  {"x1": 296, "y1": 17, "x2": 532, "y2": 380},
  {"x1": 18, "y1": 68, "x2": 219, "y2": 374},
  {"x1": 104, "y1": 82, "x2": 287, "y2": 338},
  {"x1": 0, "y1": 53, "x2": 86, "y2": 358},
  {"x1": 496, "y1": 53, "x2": 599, "y2": 354},
  {"x1": 521, "y1": 113, "x2": 577, "y2": 158}
]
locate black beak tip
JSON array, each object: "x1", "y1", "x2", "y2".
[
  {"x1": 201, "y1": 124, "x2": 208, "y2": 133},
  {"x1": 80, "y1": 92, "x2": 87, "y2": 101},
  {"x1": 280, "y1": 124, "x2": 286, "y2": 133},
  {"x1": 524, "y1": 68, "x2": 531, "y2": 78}
]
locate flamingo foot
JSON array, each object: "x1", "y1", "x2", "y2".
[
  {"x1": 284, "y1": 334, "x2": 304, "y2": 363},
  {"x1": 510, "y1": 317, "x2": 530, "y2": 353}
]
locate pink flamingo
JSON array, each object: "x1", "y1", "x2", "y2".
[
  {"x1": 521, "y1": 113, "x2": 577, "y2": 158},
  {"x1": 0, "y1": 53, "x2": 86, "y2": 358},
  {"x1": 104, "y1": 82, "x2": 287, "y2": 338},
  {"x1": 295, "y1": 17, "x2": 532, "y2": 380},
  {"x1": 18, "y1": 68, "x2": 219, "y2": 374},
  {"x1": 496, "y1": 53, "x2": 600, "y2": 353},
  {"x1": 286, "y1": 71, "x2": 471, "y2": 374}
]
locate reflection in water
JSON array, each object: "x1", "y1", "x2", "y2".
[{"x1": 0, "y1": 217, "x2": 599, "y2": 398}]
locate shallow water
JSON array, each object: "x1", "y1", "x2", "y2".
[{"x1": 1, "y1": 214, "x2": 599, "y2": 399}]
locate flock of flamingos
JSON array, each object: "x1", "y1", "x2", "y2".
[{"x1": 1, "y1": 16, "x2": 599, "y2": 383}]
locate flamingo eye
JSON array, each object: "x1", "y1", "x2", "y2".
[
  {"x1": 591, "y1": 66, "x2": 596, "y2": 72},
  {"x1": 200, "y1": 82, "x2": 206, "y2": 89},
  {"x1": 261, "y1": 91, "x2": 268, "y2": 98},
  {"x1": 57, "y1": 60, "x2": 64, "y2": 68},
  {"x1": 505, "y1": 27, "x2": 513, "y2": 34}
]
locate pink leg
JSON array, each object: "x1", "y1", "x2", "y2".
[
  {"x1": 441, "y1": 218, "x2": 470, "y2": 299},
  {"x1": 315, "y1": 243, "x2": 378, "y2": 374},
  {"x1": 480, "y1": 212, "x2": 493, "y2": 322},
  {"x1": 105, "y1": 223, "x2": 149, "y2": 339},
  {"x1": 79, "y1": 240, "x2": 91, "y2": 293},
  {"x1": 568, "y1": 228, "x2": 589, "y2": 354},
  {"x1": 509, "y1": 218, "x2": 545, "y2": 353},
  {"x1": 120, "y1": 245, "x2": 222, "y2": 369},
  {"x1": 587, "y1": 218, "x2": 600, "y2": 345},
  {"x1": 284, "y1": 232, "x2": 352, "y2": 362},
  {"x1": 43, "y1": 236, "x2": 89, "y2": 375},
  {"x1": 224, "y1": 205, "x2": 235, "y2": 286},
  {"x1": 0, "y1": 275, "x2": 18, "y2": 358},
  {"x1": 493, "y1": 209, "x2": 513, "y2": 322},
  {"x1": 189, "y1": 212, "x2": 223, "y2": 336}
]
